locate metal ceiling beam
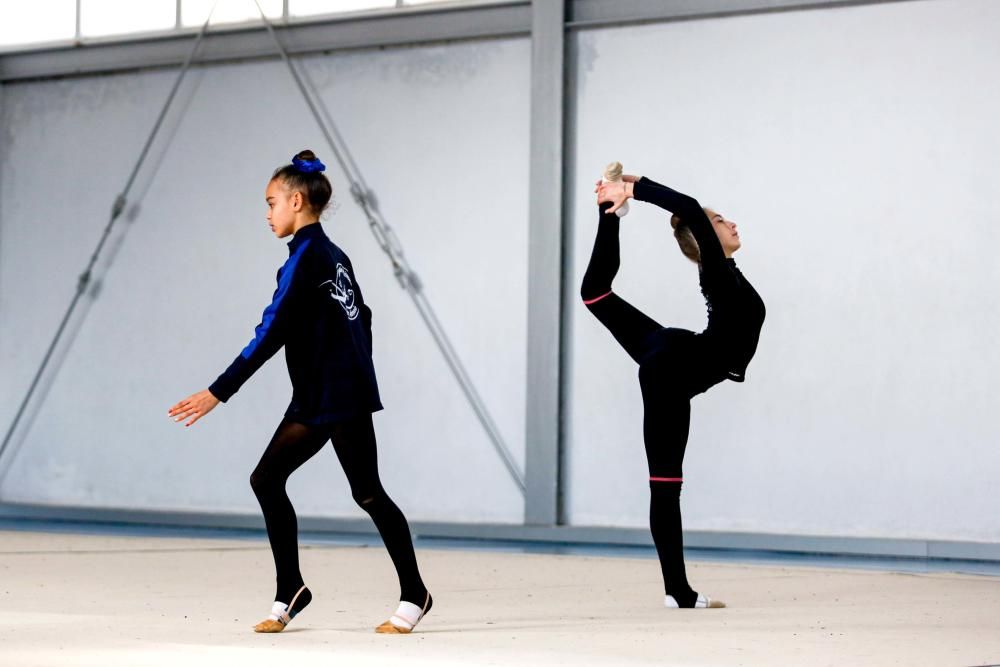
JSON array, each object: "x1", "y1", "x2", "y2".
[{"x1": 566, "y1": 0, "x2": 920, "y2": 29}]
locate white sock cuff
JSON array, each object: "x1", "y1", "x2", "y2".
[
  {"x1": 268, "y1": 601, "x2": 290, "y2": 624},
  {"x1": 664, "y1": 593, "x2": 711, "y2": 609},
  {"x1": 389, "y1": 601, "x2": 424, "y2": 630}
]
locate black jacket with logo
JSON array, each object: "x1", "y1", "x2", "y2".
[{"x1": 209, "y1": 222, "x2": 383, "y2": 423}]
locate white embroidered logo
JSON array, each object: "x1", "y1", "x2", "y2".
[{"x1": 319, "y1": 263, "x2": 359, "y2": 320}]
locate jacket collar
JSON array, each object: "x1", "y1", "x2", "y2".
[{"x1": 288, "y1": 221, "x2": 325, "y2": 253}]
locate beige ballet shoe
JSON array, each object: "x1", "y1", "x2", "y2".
[
  {"x1": 375, "y1": 592, "x2": 432, "y2": 634},
  {"x1": 374, "y1": 620, "x2": 409, "y2": 634},
  {"x1": 252, "y1": 585, "x2": 310, "y2": 633},
  {"x1": 253, "y1": 618, "x2": 286, "y2": 633}
]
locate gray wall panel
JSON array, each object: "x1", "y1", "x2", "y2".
[{"x1": 0, "y1": 38, "x2": 531, "y2": 523}]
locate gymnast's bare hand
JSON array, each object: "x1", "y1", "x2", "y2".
[
  {"x1": 168, "y1": 390, "x2": 219, "y2": 427},
  {"x1": 597, "y1": 180, "x2": 632, "y2": 214}
]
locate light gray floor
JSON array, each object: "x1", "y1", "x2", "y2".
[{"x1": 2, "y1": 526, "x2": 1000, "y2": 666}]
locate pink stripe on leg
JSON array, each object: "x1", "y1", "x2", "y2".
[
  {"x1": 649, "y1": 477, "x2": 683, "y2": 483},
  {"x1": 583, "y1": 290, "x2": 613, "y2": 305}
]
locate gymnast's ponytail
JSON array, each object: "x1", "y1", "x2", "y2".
[{"x1": 670, "y1": 214, "x2": 702, "y2": 264}]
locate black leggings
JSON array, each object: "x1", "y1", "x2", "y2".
[
  {"x1": 250, "y1": 414, "x2": 427, "y2": 605},
  {"x1": 581, "y1": 203, "x2": 725, "y2": 606}
]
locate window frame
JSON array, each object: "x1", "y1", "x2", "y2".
[{"x1": 1, "y1": 0, "x2": 515, "y2": 54}]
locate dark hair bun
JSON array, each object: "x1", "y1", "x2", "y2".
[
  {"x1": 290, "y1": 150, "x2": 326, "y2": 175},
  {"x1": 273, "y1": 150, "x2": 332, "y2": 212}
]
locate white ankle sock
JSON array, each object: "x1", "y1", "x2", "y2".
[
  {"x1": 664, "y1": 593, "x2": 721, "y2": 609},
  {"x1": 387, "y1": 601, "x2": 425, "y2": 631},
  {"x1": 267, "y1": 601, "x2": 291, "y2": 625}
]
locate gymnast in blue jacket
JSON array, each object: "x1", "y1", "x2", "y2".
[{"x1": 169, "y1": 150, "x2": 431, "y2": 635}]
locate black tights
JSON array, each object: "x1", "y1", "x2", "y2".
[
  {"x1": 581, "y1": 204, "x2": 725, "y2": 607},
  {"x1": 249, "y1": 414, "x2": 427, "y2": 605}
]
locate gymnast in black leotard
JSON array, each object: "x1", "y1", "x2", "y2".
[{"x1": 582, "y1": 173, "x2": 765, "y2": 609}]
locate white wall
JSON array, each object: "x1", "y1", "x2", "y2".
[
  {"x1": 564, "y1": 0, "x2": 1000, "y2": 542},
  {"x1": 0, "y1": 38, "x2": 530, "y2": 523}
]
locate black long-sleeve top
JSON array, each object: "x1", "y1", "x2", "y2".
[
  {"x1": 633, "y1": 177, "x2": 766, "y2": 382},
  {"x1": 209, "y1": 222, "x2": 383, "y2": 423}
]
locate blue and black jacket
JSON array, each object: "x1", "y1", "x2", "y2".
[{"x1": 209, "y1": 222, "x2": 383, "y2": 424}]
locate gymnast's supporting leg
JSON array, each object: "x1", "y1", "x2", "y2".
[
  {"x1": 329, "y1": 414, "x2": 432, "y2": 633},
  {"x1": 640, "y1": 362, "x2": 724, "y2": 609},
  {"x1": 640, "y1": 370, "x2": 695, "y2": 607}
]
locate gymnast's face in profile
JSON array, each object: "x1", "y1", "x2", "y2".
[
  {"x1": 265, "y1": 178, "x2": 305, "y2": 239},
  {"x1": 706, "y1": 208, "x2": 741, "y2": 256}
]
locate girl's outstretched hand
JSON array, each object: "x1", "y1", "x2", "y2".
[{"x1": 168, "y1": 389, "x2": 219, "y2": 427}]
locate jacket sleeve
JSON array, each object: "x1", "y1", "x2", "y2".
[
  {"x1": 632, "y1": 176, "x2": 728, "y2": 271},
  {"x1": 208, "y1": 257, "x2": 304, "y2": 402}
]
